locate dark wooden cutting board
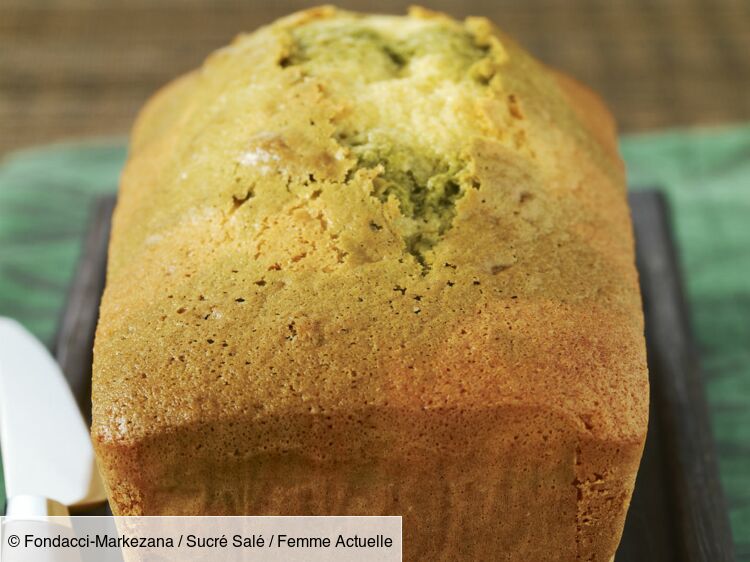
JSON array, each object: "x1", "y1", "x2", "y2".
[{"x1": 53, "y1": 191, "x2": 735, "y2": 561}]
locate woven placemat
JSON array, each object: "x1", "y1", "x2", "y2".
[{"x1": 1, "y1": 0, "x2": 750, "y2": 154}]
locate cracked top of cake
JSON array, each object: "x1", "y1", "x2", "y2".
[{"x1": 92, "y1": 6, "x2": 647, "y2": 451}]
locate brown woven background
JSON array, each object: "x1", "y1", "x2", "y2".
[{"x1": 1, "y1": 0, "x2": 749, "y2": 155}]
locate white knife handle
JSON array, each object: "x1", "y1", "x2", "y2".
[
  {"x1": 2, "y1": 495, "x2": 81, "y2": 562},
  {"x1": 6, "y1": 496, "x2": 69, "y2": 518}
]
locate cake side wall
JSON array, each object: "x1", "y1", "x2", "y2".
[{"x1": 94, "y1": 403, "x2": 642, "y2": 561}]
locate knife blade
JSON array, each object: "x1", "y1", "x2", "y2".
[{"x1": 0, "y1": 317, "x2": 106, "y2": 512}]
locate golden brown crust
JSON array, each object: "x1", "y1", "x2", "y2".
[
  {"x1": 551, "y1": 69, "x2": 622, "y2": 173},
  {"x1": 92, "y1": 7, "x2": 647, "y2": 561},
  {"x1": 129, "y1": 71, "x2": 199, "y2": 154}
]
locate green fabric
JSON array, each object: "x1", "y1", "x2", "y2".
[
  {"x1": 621, "y1": 127, "x2": 750, "y2": 560},
  {"x1": 0, "y1": 128, "x2": 748, "y2": 557}
]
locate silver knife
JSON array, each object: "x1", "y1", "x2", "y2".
[{"x1": 0, "y1": 317, "x2": 106, "y2": 516}]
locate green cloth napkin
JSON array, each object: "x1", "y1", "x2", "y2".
[{"x1": 0, "y1": 128, "x2": 748, "y2": 558}]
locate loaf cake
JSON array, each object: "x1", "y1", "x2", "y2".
[{"x1": 92, "y1": 6, "x2": 648, "y2": 560}]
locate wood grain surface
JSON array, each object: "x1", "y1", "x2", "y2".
[
  {"x1": 1, "y1": 0, "x2": 749, "y2": 156},
  {"x1": 625, "y1": 191, "x2": 735, "y2": 562}
]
